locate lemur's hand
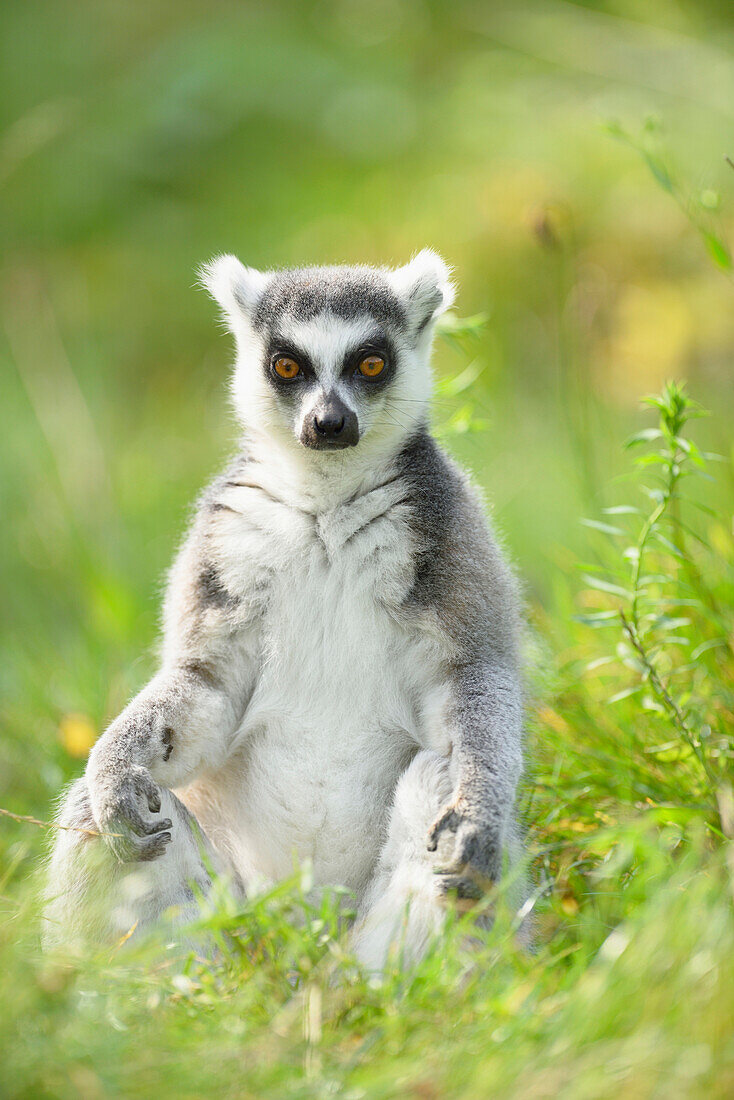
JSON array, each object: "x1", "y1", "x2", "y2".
[
  {"x1": 426, "y1": 798, "x2": 501, "y2": 901},
  {"x1": 90, "y1": 764, "x2": 172, "y2": 864}
]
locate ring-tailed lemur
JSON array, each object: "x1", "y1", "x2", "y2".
[{"x1": 44, "y1": 251, "x2": 526, "y2": 969}]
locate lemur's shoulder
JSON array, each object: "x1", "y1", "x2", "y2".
[
  {"x1": 162, "y1": 450, "x2": 268, "y2": 649},
  {"x1": 396, "y1": 428, "x2": 521, "y2": 665}
]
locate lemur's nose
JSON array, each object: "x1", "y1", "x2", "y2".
[
  {"x1": 303, "y1": 395, "x2": 360, "y2": 449},
  {"x1": 314, "y1": 412, "x2": 346, "y2": 438}
]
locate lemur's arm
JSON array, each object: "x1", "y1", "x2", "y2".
[
  {"x1": 426, "y1": 662, "x2": 523, "y2": 888},
  {"x1": 86, "y1": 474, "x2": 257, "y2": 861},
  {"x1": 401, "y1": 431, "x2": 524, "y2": 889}
]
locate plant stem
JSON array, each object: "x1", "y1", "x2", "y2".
[
  {"x1": 630, "y1": 433, "x2": 679, "y2": 631},
  {"x1": 625, "y1": 404, "x2": 719, "y2": 797},
  {"x1": 619, "y1": 611, "x2": 716, "y2": 790}
]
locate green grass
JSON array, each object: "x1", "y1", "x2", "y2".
[
  {"x1": 3, "y1": 838, "x2": 733, "y2": 1098},
  {"x1": 2, "y1": 1, "x2": 734, "y2": 1096}
]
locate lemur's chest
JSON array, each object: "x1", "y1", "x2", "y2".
[
  {"x1": 258, "y1": 537, "x2": 411, "y2": 724},
  {"x1": 209, "y1": 475, "x2": 448, "y2": 734},
  {"x1": 202, "y1": 479, "x2": 448, "y2": 887},
  {"x1": 236, "y1": 481, "x2": 422, "y2": 723},
  {"x1": 210, "y1": 476, "x2": 420, "y2": 650}
]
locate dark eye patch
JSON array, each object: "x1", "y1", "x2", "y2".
[
  {"x1": 342, "y1": 333, "x2": 396, "y2": 387},
  {"x1": 264, "y1": 338, "x2": 315, "y2": 389}
]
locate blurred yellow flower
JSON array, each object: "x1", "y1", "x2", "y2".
[{"x1": 59, "y1": 713, "x2": 97, "y2": 758}]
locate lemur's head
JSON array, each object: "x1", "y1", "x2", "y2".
[{"x1": 201, "y1": 252, "x2": 454, "y2": 459}]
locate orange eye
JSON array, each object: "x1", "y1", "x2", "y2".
[
  {"x1": 273, "y1": 356, "x2": 300, "y2": 380},
  {"x1": 358, "y1": 354, "x2": 386, "y2": 378}
]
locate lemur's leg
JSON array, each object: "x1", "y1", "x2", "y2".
[
  {"x1": 43, "y1": 777, "x2": 239, "y2": 952},
  {"x1": 351, "y1": 751, "x2": 460, "y2": 971}
]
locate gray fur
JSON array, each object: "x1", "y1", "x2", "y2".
[
  {"x1": 397, "y1": 428, "x2": 523, "y2": 886},
  {"x1": 252, "y1": 266, "x2": 407, "y2": 333},
  {"x1": 398, "y1": 428, "x2": 520, "y2": 661},
  {"x1": 198, "y1": 562, "x2": 237, "y2": 609}
]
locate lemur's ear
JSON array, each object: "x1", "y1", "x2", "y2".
[
  {"x1": 199, "y1": 254, "x2": 270, "y2": 330},
  {"x1": 387, "y1": 249, "x2": 455, "y2": 335}
]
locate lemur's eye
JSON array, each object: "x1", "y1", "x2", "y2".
[
  {"x1": 358, "y1": 354, "x2": 386, "y2": 378},
  {"x1": 273, "y1": 356, "x2": 301, "y2": 380}
]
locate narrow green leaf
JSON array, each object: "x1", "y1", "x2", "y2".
[
  {"x1": 634, "y1": 453, "x2": 668, "y2": 467},
  {"x1": 435, "y1": 311, "x2": 490, "y2": 339},
  {"x1": 586, "y1": 656, "x2": 617, "y2": 671},
  {"x1": 581, "y1": 518, "x2": 625, "y2": 536},
  {"x1": 690, "y1": 638, "x2": 727, "y2": 660},
  {"x1": 651, "y1": 532, "x2": 685, "y2": 558},
  {"x1": 573, "y1": 611, "x2": 620, "y2": 627},
  {"x1": 642, "y1": 151, "x2": 674, "y2": 194},
  {"x1": 653, "y1": 616, "x2": 692, "y2": 631},
  {"x1": 686, "y1": 499, "x2": 718, "y2": 518},
  {"x1": 669, "y1": 517, "x2": 711, "y2": 549},
  {"x1": 435, "y1": 359, "x2": 484, "y2": 397},
  {"x1": 608, "y1": 685, "x2": 643, "y2": 704},
  {"x1": 581, "y1": 575, "x2": 633, "y2": 599},
  {"x1": 703, "y1": 231, "x2": 733, "y2": 271},
  {"x1": 624, "y1": 428, "x2": 663, "y2": 448}
]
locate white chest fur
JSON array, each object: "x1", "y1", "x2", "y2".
[{"x1": 198, "y1": 477, "x2": 446, "y2": 893}]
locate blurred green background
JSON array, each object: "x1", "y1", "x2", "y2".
[{"x1": 1, "y1": 0, "x2": 734, "y2": 814}]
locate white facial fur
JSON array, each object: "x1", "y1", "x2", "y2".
[
  {"x1": 199, "y1": 251, "x2": 455, "y2": 484},
  {"x1": 278, "y1": 313, "x2": 386, "y2": 444}
]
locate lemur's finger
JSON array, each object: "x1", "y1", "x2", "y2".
[
  {"x1": 112, "y1": 798, "x2": 169, "y2": 838},
  {"x1": 426, "y1": 806, "x2": 460, "y2": 851},
  {"x1": 140, "y1": 816, "x2": 172, "y2": 835},
  {"x1": 106, "y1": 823, "x2": 172, "y2": 864},
  {"x1": 134, "y1": 830, "x2": 172, "y2": 862},
  {"x1": 115, "y1": 803, "x2": 151, "y2": 838},
  {"x1": 145, "y1": 786, "x2": 162, "y2": 815},
  {"x1": 130, "y1": 767, "x2": 162, "y2": 815}
]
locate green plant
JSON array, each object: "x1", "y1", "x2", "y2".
[
  {"x1": 434, "y1": 311, "x2": 493, "y2": 437},
  {"x1": 578, "y1": 381, "x2": 734, "y2": 827}
]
